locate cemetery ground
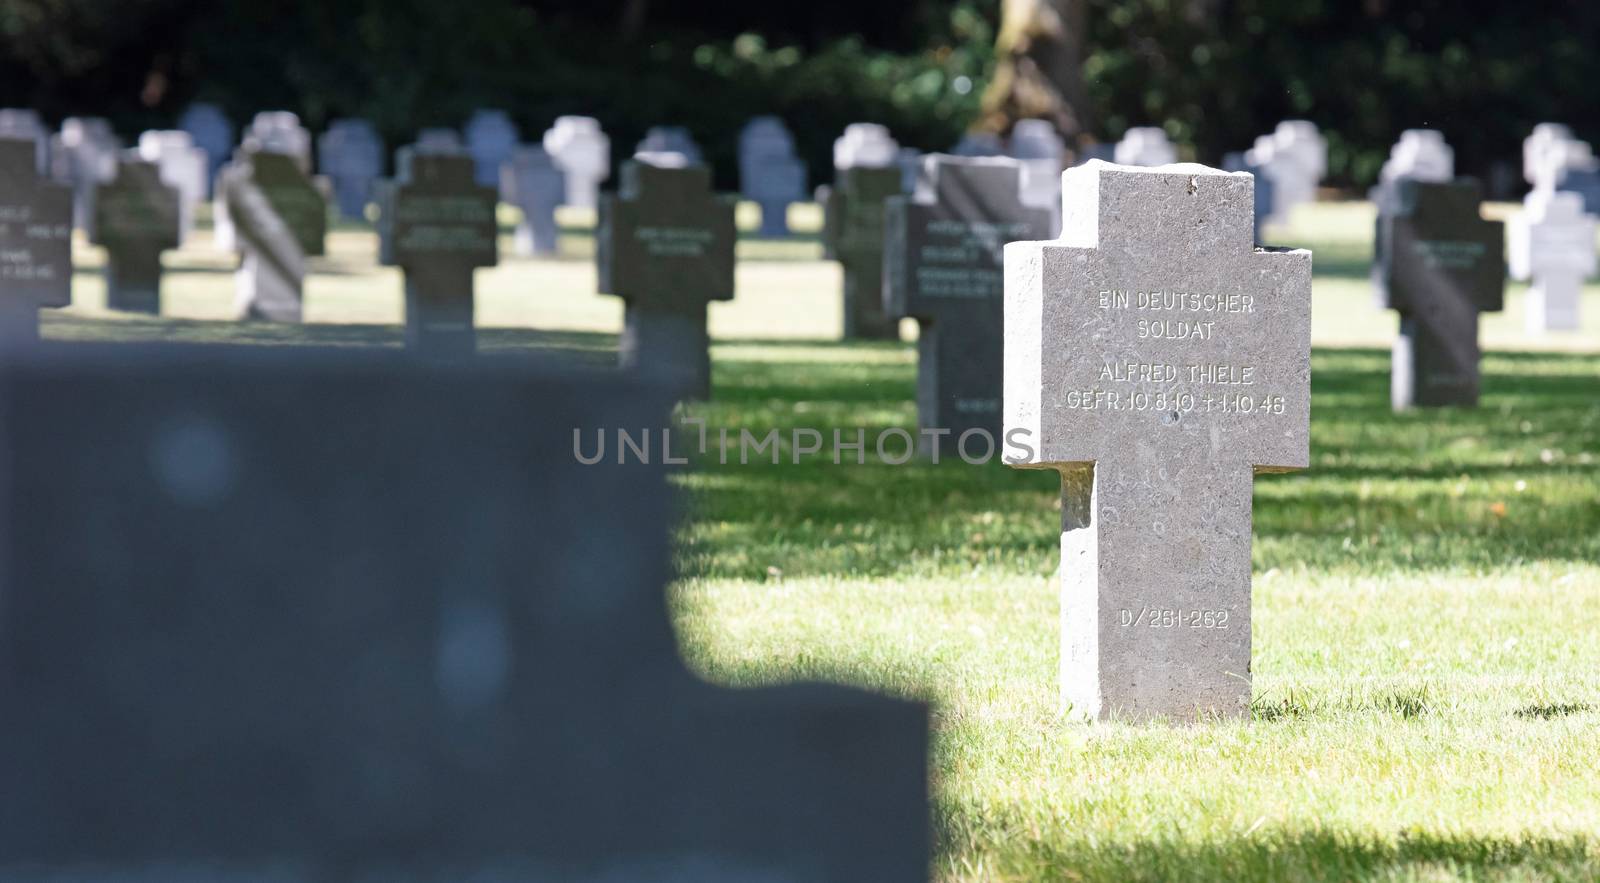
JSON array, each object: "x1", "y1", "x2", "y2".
[{"x1": 57, "y1": 200, "x2": 1600, "y2": 882}]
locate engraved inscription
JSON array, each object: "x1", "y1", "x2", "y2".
[
  {"x1": 1118, "y1": 607, "x2": 1231, "y2": 629},
  {"x1": 636, "y1": 225, "x2": 713, "y2": 258}
]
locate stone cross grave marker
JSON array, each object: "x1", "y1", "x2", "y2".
[
  {"x1": 635, "y1": 126, "x2": 703, "y2": 165},
  {"x1": 738, "y1": 116, "x2": 807, "y2": 237},
  {"x1": 0, "y1": 138, "x2": 72, "y2": 342},
  {"x1": 501, "y1": 145, "x2": 565, "y2": 256},
  {"x1": 416, "y1": 127, "x2": 465, "y2": 154},
  {"x1": 834, "y1": 123, "x2": 900, "y2": 170},
  {"x1": 246, "y1": 110, "x2": 312, "y2": 172},
  {"x1": 0, "y1": 108, "x2": 49, "y2": 173},
  {"x1": 1378, "y1": 129, "x2": 1453, "y2": 184},
  {"x1": 317, "y1": 118, "x2": 384, "y2": 219},
  {"x1": 597, "y1": 159, "x2": 736, "y2": 399},
  {"x1": 50, "y1": 116, "x2": 120, "y2": 231},
  {"x1": 138, "y1": 130, "x2": 207, "y2": 241},
  {"x1": 464, "y1": 109, "x2": 519, "y2": 192},
  {"x1": 1510, "y1": 190, "x2": 1595, "y2": 332},
  {"x1": 178, "y1": 101, "x2": 233, "y2": 195},
  {"x1": 1004, "y1": 161, "x2": 1312, "y2": 722},
  {"x1": 885, "y1": 155, "x2": 1051, "y2": 456},
  {"x1": 220, "y1": 150, "x2": 327, "y2": 322},
  {"x1": 378, "y1": 148, "x2": 498, "y2": 356},
  {"x1": 1373, "y1": 178, "x2": 1505, "y2": 409},
  {"x1": 0, "y1": 345, "x2": 929, "y2": 881},
  {"x1": 1113, "y1": 127, "x2": 1177, "y2": 167},
  {"x1": 1221, "y1": 151, "x2": 1276, "y2": 244},
  {"x1": 822, "y1": 165, "x2": 903, "y2": 339},
  {"x1": 90, "y1": 156, "x2": 180, "y2": 314},
  {"x1": 1010, "y1": 119, "x2": 1066, "y2": 236},
  {"x1": 1525, "y1": 122, "x2": 1577, "y2": 185},
  {"x1": 543, "y1": 115, "x2": 611, "y2": 209},
  {"x1": 1245, "y1": 120, "x2": 1325, "y2": 226}
]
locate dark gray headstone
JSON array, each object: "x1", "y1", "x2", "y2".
[
  {"x1": 90, "y1": 157, "x2": 180, "y2": 314},
  {"x1": 738, "y1": 117, "x2": 806, "y2": 237},
  {"x1": 178, "y1": 102, "x2": 234, "y2": 196},
  {"x1": 501, "y1": 145, "x2": 565, "y2": 256},
  {"x1": 317, "y1": 118, "x2": 384, "y2": 220},
  {"x1": 219, "y1": 151, "x2": 328, "y2": 322},
  {"x1": 885, "y1": 155, "x2": 1051, "y2": 456},
  {"x1": 377, "y1": 149, "x2": 498, "y2": 357},
  {"x1": 597, "y1": 160, "x2": 736, "y2": 399},
  {"x1": 0, "y1": 345, "x2": 929, "y2": 880},
  {"x1": 822, "y1": 166, "x2": 902, "y2": 339},
  {"x1": 1221, "y1": 151, "x2": 1275, "y2": 244},
  {"x1": 0, "y1": 138, "x2": 72, "y2": 341},
  {"x1": 1373, "y1": 178, "x2": 1505, "y2": 409}
]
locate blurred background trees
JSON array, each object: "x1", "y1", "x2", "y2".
[{"x1": 1, "y1": 0, "x2": 1598, "y2": 191}]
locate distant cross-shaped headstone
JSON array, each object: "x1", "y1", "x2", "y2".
[
  {"x1": 834, "y1": 123, "x2": 899, "y2": 170},
  {"x1": 1509, "y1": 189, "x2": 1593, "y2": 333},
  {"x1": 822, "y1": 165, "x2": 903, "y2": 339},
  {"x1": 218, "y1": 151, "x2": 327, "y2": 322},
  {"x1": 377, "y1": 148, "x2": 498, "y2": 356},
  {"x1": 177, "y1": 102, "x2": 233, "y2": 196},
  {"x1": 634, "y1": 126, "x2": 702, "y2": 165},
  {"x1": 1005, "y1": 161, "x2": 1312, "y2": 721},
  {"x1": 542, "y1": 115, "x2": 611, "y2": 209},
  {"x1": 1378, "y1": 129, "x2": 1453, "y2": 185},
  {"x1": 1113, "y1": 127, "x2": 1177, "y2": 167},
  {"x1": 738, "y1": 117, "x2": 807, "y2": 237},
  {"x1": 0, "y1": 139, "x2": 72, "y2": 341},
  {"x1": 950, "y1": 132, "x2": 1003, "y2": 157},
  {"x1": 317, "y1": 118, "x2": 384, "y2": 219},
  {"x1": 0, "y1": 108, "x2": 49, "y2": 174},
  {"x1": 90, "y1": 157, "x2": 180, "y2": 314},
  {"x1": 464, "y1": 109, "x2": 519, "y2": 192},
  {"x1": 50, "y1": 117, "x2": 120, "y2": 231},
  {"x1": 245, "y1": 111, "x2": 313, "y2": 173},
  {"x1": 1244, "y1": 120, "x2": 1325, "y2": 226},
  {"x1": 415, "y1": 127, "x2": 465, "y2": 154},
  {"x1": 1221, "y1": 151, "x2": 1276, "y2": 244},
  {"x1": 0, "y1": 347, "x2": 930, "y2": 881},
  {"x1": 1373, "y1": 178, "x2": 1505, "y2": 409},
  {"x1": 137, "y1": 130, "x2": 207, "y2": 241},
  {"x1": 885, "y1": 155, "x2": 1051, "y2": 456},
  {"x1": 1524, "y1": 122, "x2": 1577, "y2": 185},
  {"x1": 597, "y1": 159, "x2": 736, "y2": 399},
  {"x1": 501, "y1": 145, "x2": 565, "y2": 256},
  {"x1": 1009, "y1": 119, "x2": 1066, "y2": 236}
]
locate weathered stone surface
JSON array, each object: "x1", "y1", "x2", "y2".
[
  {"x1": 501, "y1": 145, "x2": 566, "y2": 256},
  {"x1": 0, "y1": 345, "x2": 929, "y2": 880},
  {"x1": 1373, "y1": 178, "x2": 1505, "y2": 409},
  {"x1": 220, "y1": 151, "x2": 328, "y2": 322},
  {"x1": 598, "y1": 159, "x2": 736, "y2": 399},
  {"x1": 1510, "y1": 189, "x2": 1594, "y2": 332},
  {"x1": 1004, "y1": 160, "x2": 1311, "y2": 722},
  {"x1": 738, "y1": 117, "x2": 806, "y2": 237},
  {"x1": 90, "y1": 157, "x2": 181, "y2": 314},
  {"x1": 0, "y1": 138, "x2": 72, "y2": 342},
  {"x1": 885, "y1": 155, "x2": 1051, "y2": 456},
  {"x1": 377, "y1": 148, "x2": 498, "y2": 356},
  {"x1": 317, "y1": 118, "x2": 384, "y2": 219},
  {"x1": 542, "y1": 116, "x2": 610, "y2": 209},
  {"x1": 822, "y1": 166, "x2": 903, "y2": 339}
]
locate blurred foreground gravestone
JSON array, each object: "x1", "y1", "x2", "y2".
[
  {"x1": 885, "y1": 155, "x2": 1050, "y2": 457},
  {"x1": 0, "y1": 138, "x2": 72, "y2": 341},
  {"x1": 822, "y1": 165, "x2": 902, "y2": 339},
  {"x1": 0, "y1": 346, "x2": 929, "y2": 881},
  {"x1": 598, "y1": 158, "x2": 735, "y2": 399},
  {"x1": 1004, "y1": 161, "x2": 1311, "y2": 721},
  {"x1": 219, "y1": 151, "x2": 327, "y2": 322},
  {"x1": 378, "y1": 148, "x2": 498, "y2": 356},
  {"x1": 502, "y1": 145, "x2": 565, "y2": 256},
  {"x1": 317, "y1": 118, "x2": 384, "y2": 220},
  {"x1": 738, "y1": 117, "x2": 806, "y2": 237},
  {"x1": 543, "y1": 116, "x2": 610, "y2": 209},
  {"x1": 1510, "y1": 189, "x2": 1595, "y2": 333},
  {"x1": 1373, "y1": 178, "x2": 1504, "y2": 409},
  {"x1": 91, "y1": 157, "x2": 180, "y2": 314}
]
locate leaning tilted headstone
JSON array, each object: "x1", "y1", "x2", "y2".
[
  {"x1": 634, "y1": 125, "x2": 703, "y2": 165},
  {"x1": 597, "y1": 158, "x2": 736, "y2": 399},
  {"x1": 464, "y1": 109, "x2": 520, "y2": 192},
  {"x1": 884, "y1": 155, "x2": 1051, "y2": 456},
  {"x1": 0, "y1": 346, "x2": 930, "y2": 881},
  {"x1": 822, "y1": 165, "x2": 903, "y2": 339},
  {"x1": 1113, "y1": 127, "x2": 1177, "y2": 167},
  {"x1": 1378, "y1": 129, "x2": 1453, "y2": 185},
  {"x1": 501, "y1": 145, "x2": 566, "y2": 256},
  {"x1": 0, "y1": 138, "x2": 72, "y2": 341},
  {"x1": 90, "y1": 156, "x2": 180, "y2": 314},
  {"x1": 50, "y1": 117, "x2": 120, "y2": 231},
  {"x1": 1009, "y1": 119, "x2": 1066, "y2": 236},
  {"x1": 542, "y1": 115, "x2": 611, "y2": 209},
  {"x1": 1373, "y1": 178, "x2": 1505, "y2": 409},
  {"x1": 178, "y1": 102, "x2": 233, "y2": 195},
  {"x1": 738, "y1": 116, "x2": 807, "y2": 237},
  {"x1": 377, "y1": 148, "x2": 498, "y2": 356},
  {"x1": 218, "y1": 151, "x2": 327, "y2": 322},
  {"x1": 1004, "y1": 160, "x2": 1311, "y2": 721},
  {"x1": 0, "y1": 109, "x2": 49, "y2": 174},
  {"x1": 138, "y1": 130, "x2": 208, "y2": 241},
  {"x1": 1509, "y1": 188, "x2": 1594, "y2": 333},
  {"x1": 834, "y1": 123, "x2": 900, "y2": 170},
  {"x1": 317, "y1": 118, "x2": 384, "y2": 220}
]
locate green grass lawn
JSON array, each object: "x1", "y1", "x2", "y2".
[{"x1": 54, "y1": 200, "x2": 1600, "y2": 882}]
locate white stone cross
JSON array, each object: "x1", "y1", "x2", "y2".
[{"x1": 1509, "y1": 189, "x2": 1595, "y2": 332}]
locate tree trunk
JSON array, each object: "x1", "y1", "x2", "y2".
[{"x1": 978, "y1": 0, "x2": 1092, "y2": 145}]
